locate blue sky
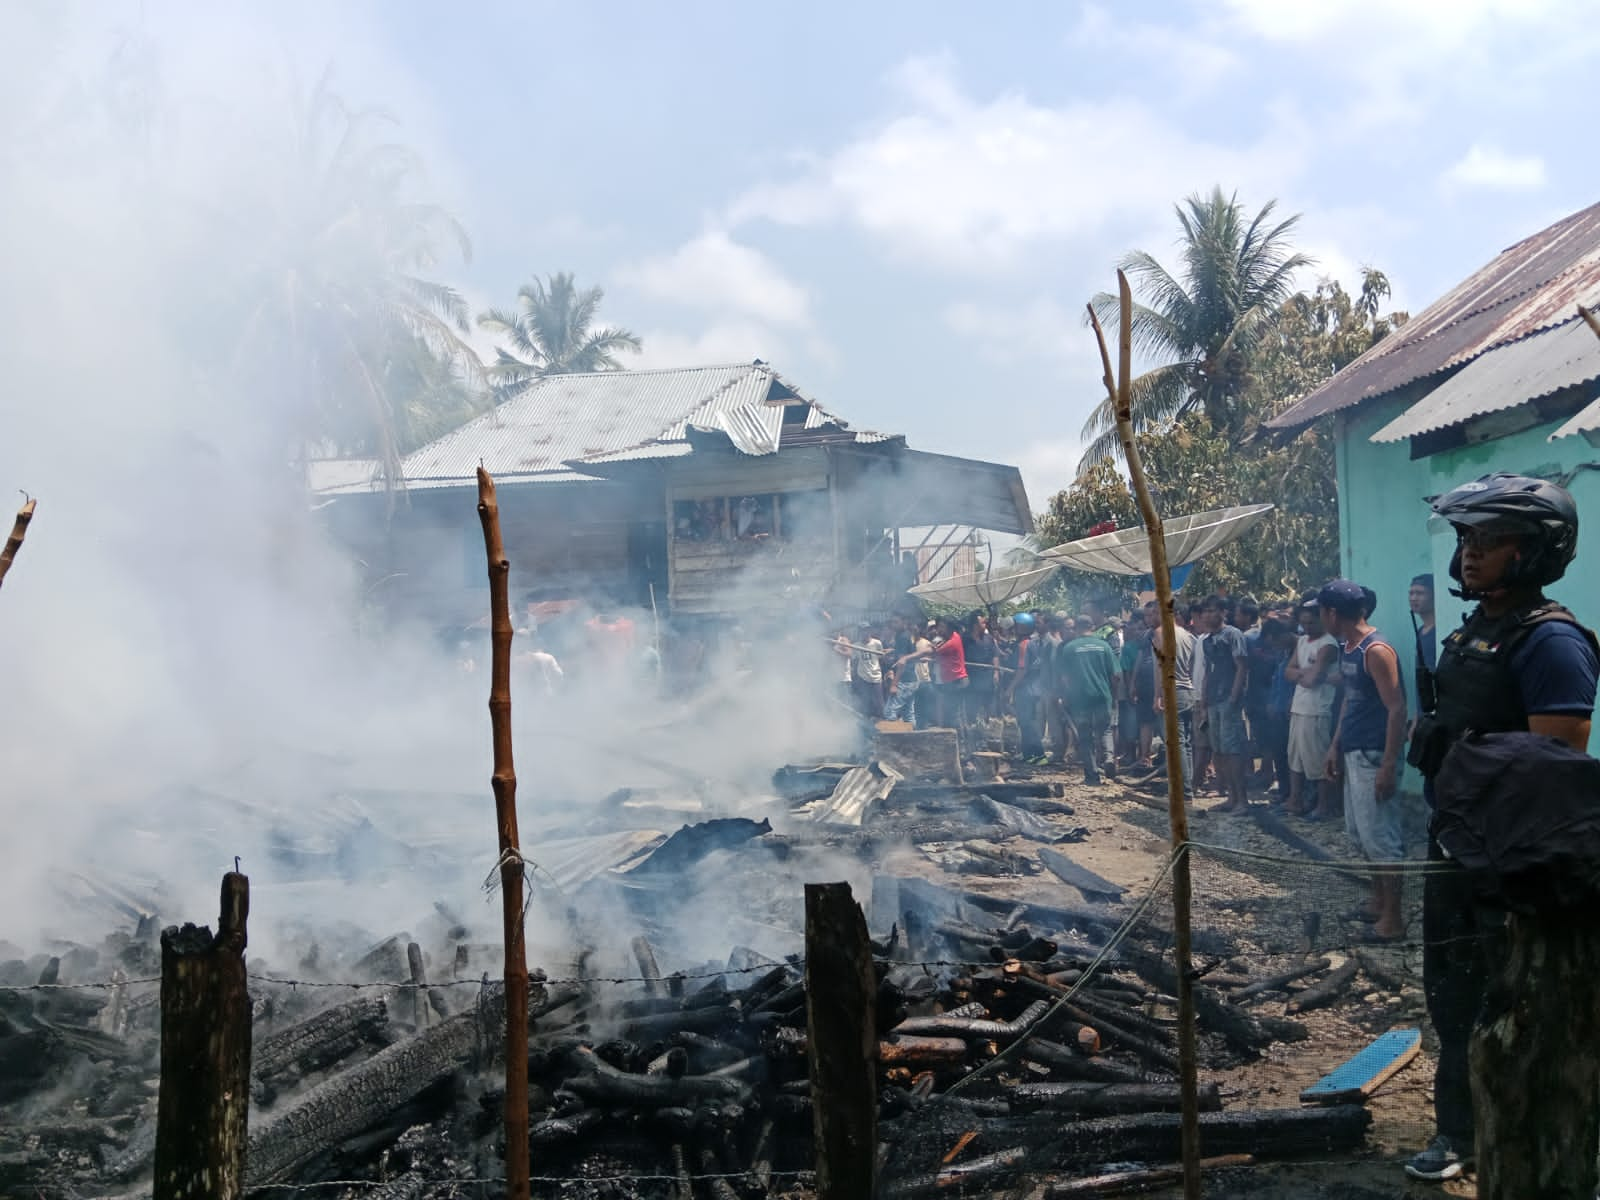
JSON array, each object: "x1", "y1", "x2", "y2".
[{"x1": 69, "y1": 1, "x2": 1600, "y2": 504}]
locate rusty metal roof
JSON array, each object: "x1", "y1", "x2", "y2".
[
  {"x1": 1269, "y1": 200, "x2": 1600, "y2": 431},
  {"x1": 1370, "y1": 316, "x2": 1600, "y2": 443}
]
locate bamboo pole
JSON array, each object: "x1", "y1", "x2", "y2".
[
  {"x1": 0, "y1": 496, "x2": 36, "y2": 592},
  {"x1": 475, "y1": 466, "x2": 530, "y2": 1200},
  {"x1": 1087, "y1": 271, "x2": 1201, "y2": 1200},
  {"x1": 1580, "y1": 304, "x2": 1600, "y2": 342}
]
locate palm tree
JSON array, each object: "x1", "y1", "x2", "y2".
[
  {"x1": 477, "y1": 273, "x2": 641, "y2": 394},
  {"x1": 233, "y1": 73, "x2": 483, "y2": 491},
  {"x1": 1077, "y1": 188, "x2": 1312, "y2": 472}
]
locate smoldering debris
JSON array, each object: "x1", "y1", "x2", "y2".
[{"x1": 0, "y1": 745, "x2": 1371, "y2": 1199}]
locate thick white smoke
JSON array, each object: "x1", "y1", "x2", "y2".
[{"x1": 0, "y1": 4, "x2": 857, "y2": 972}]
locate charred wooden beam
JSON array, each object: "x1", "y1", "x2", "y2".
[
  {"x1": 562, "y1": 1046, "x2": 751, "y2": 1107},
  {"x1": 246, "y1": 993, "x2": 500, "y2": 1185},
  {"x1": 251, "y1": 995, "x2": 391, "y2": 1104},
  {"x1": 805, "y1": 881, "x2": 876, "y2": 1200},
  {"x1": 891, "y1": 999, "x2": 1049, "y2": 1043},
  {"x1": 1286, "y1": 960, "x2": 1359, "y2": 1015},
  {"x1": 1010, "y1": 1080, "x2": 1221, "y2": 1116},
  {"x1": 1229, "y1": 958, "x2": 1331, "y2": 1003}
]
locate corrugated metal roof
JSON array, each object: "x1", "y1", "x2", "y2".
[
  {"x1": 1269, "y1": 201, "x2": 1600, "y2": 431},
  {"x1": 1370, "y1": 316, "x2": 1600, "y2": 443},
  {"x1": 402, "y1": 363, "x2": 767, "y2": 483}
]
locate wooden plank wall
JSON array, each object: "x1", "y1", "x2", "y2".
[{"x1": 666, "y1": 448, "x2": 837, "y2": 615}]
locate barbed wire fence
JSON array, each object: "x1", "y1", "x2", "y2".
[{"x1": 2, "y1": 825, "x2": 1473, "y2": 1198}]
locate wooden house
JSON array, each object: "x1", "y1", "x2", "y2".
[{"x1": 314, "y1": 362, "x2": 1032, "y2": 631}]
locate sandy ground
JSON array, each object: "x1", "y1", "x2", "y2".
[{"x1": 886, "y1": 757, "x2": 1480, "y2": 1199}]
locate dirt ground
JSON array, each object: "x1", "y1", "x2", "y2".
[{"x1": 886, "y1": 759, "x2": 1480, "y2": 1199}]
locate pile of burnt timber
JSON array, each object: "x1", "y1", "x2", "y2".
[{"x1": 1, "y1": 886, "x2": 1352, "y2": 1199}]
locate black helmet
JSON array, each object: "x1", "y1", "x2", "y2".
[{"x1": 1430, "y1": 472, "x2": 1578, "y2": 594}]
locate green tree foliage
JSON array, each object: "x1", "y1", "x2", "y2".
[
  {"x1": 1041, "y1": 271, "x2": 1407, "y2": 601},
  {"x1": 232, "y1": 75, "x2": 484, "y2": 487},
  {"x1": 1079, "y1": 188, "x2": 1313, "y2": 468},
  {"x1": 478, "y1": 272, "x2": 642, "y2": 394}
]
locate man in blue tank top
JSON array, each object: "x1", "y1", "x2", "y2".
[{"x1": 1320, "y1": 579, "x2": 1408, "y2": 940}]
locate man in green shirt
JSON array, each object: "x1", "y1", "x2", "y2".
[{"x1": 1057, "y1": 615, "x2": 1122, "y2": 785}]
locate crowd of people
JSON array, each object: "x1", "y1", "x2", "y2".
[{"x1": 828, "y1": 582, "x2": 1437, "y2": 827}]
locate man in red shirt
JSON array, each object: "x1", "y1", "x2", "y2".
[{"x1": 898, "y1": 616, "x2": 968, "y2": 728}]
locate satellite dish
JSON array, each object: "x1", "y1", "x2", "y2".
[
  {"x1": 1038, "y1": 504, "x2": 1275, "y2": 577},
  {"x1": 907, "y1": 561, "x2": 1060, "y2": 607}
]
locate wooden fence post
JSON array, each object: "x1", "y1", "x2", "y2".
[
  {"x1": 805, "y1": 881, "x2": 876, "y2": 1200},
  {"x1": 1088, "y1": 273, "x2": 1202, "y2": 1200},
  {"x1": 475, "y1": 466, "x2": 531, "y2": 1200},
  {"x1": 154, "y1": 870, "x2": 251, "y2": 1200}
]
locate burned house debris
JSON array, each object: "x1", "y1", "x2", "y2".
[
  {"x1": 312, "y1": 362, "x2": 1033, "y2": 633},
  {"x1": 2, "y1": 725, "x2": 1417, "y2": 1198}
]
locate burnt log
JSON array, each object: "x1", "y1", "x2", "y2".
[
  {"x1": 1044, "y1": 1154, "x2": 1254, "y2": 1197},
  {"x1": 251, "y1": 995, "x2": 391, "y2": 1103},
  {"x1": 1230, "y1": 958, "x2": 1331, "y2": 1003},
  {"x1": 890, "y1": 999, "x2": 1049, "y2": 1042},
  {"x1": 1285, "y1": 960, "x2": 1359, "y2": 1014},
  {"x1": 529, "y1": 1107, "x2": 602, "y2": 1148},
  {"x1": 246, "y1": 993, "x2": 500, "y2": 1184},
  {"x1": 1009, "y1": 1080, "x2": 1221, "y2": 1115},
  {"x1": 882, "y1": 1104, "x2": 1369, "y2": 1175},
  {"x1": 1115, "y1": 944, "x2": 1294, "y2": 1053},
  {"x1": 878, "y1": 1035, "x2": 971, "y2": 1067},
  {"x1": 1018, "y1": 1040, "x2": 1161, "y2": 1084},
  {"x1": 562, "y1": 1046, "x2": 752, "y2": 1107}
]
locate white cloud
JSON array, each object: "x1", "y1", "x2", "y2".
[
  {"x1": 620, "y1": 231, "x2": 811, "y2": 328},
  {"x1": 729, "y1": 57, "x2": 1299, "y2": 273},
  {"x1": 1440, "y1": 144, "x2": 1548, "y2": 193},
  {"x1": 1222, "y1": 0, "x2": 1557, "y2": 45},
  {"x1": 1072, "y1": 6, "x2": 1241, "y2": 96},
  {"x1": 629, "y1": 319, "x2": 782, "y2": 371},
  {"x1": 943, "y1": 297, "x2": 1092, "y2": 368},
  {"x1": 1012, "y1": 437, "x2": 1089, "y2": 505}
]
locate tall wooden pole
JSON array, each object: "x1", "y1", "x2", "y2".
[
  {"x1": 1088, "y1": 271, "x2": 1201, "y2": 1200},
  {"x1": 804, "y1": 881, "x2": 877, "y2": 1200},
  {"x1": 154, "y1": 871, "x2": 251, "y2": 1200},
  {"x1": 0, "y1": 496, "x2": 36, "y2": 591},
  {"x1": 476, "y1": 466, "x2": 530, "y2": 1200}
]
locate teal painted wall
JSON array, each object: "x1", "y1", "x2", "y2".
[{"x1": 1335, "y1": 397, "x2": 1600, "y2": 797}]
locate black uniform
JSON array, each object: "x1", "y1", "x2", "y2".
[{"x1": 1418, "y1": 600, "x2": 1599, "y2": 1146}]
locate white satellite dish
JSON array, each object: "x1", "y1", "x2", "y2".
[
  {"x1": 1038, "y1": 504, "x2": 1275, "y2": 577},
  {"x1": 907, "y1": 561, "x2": 1060, "y2": 607}
]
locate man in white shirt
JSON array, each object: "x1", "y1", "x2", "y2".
[
  {"x1": 852, "y1": 623, "x2": 886, "y2": 717},
  {"x1": 1283, "y1": 593, "x2": 1340, "y2": 820}
]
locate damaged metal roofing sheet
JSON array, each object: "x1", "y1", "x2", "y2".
[
  {"x1": 1269, "y1": 201, "x2": 1600, "y2": 432},
  {"x1": 400, "y1": 363, "x2": 771, "y2": 485},
  {"x1": 1370, "y1": 317, "x2": 1600, "y2": 443}
]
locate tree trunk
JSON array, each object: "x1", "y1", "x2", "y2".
[
  {"x1": 154, "y1": 872, "x2": 251, "y2": 1200},
  {"x1": 1471, "y1": 913, "x2": 1600, "y2": 1200},
  {"x1": 805, "y1": 881, "x2": 876, "y2": 1200}
]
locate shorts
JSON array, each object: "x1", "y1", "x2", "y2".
[
  {"x1": 1287, "y1": 713, "x2": 1334, "y2": 780},
  {"x1": 1209, "y1": 698, "x2": 1248, "y2": 756},
  {"x1": 1344, "y1": 749, "x2": 1404, "y2": 861},
  {"x1": 1192, "y1": 709, "x2": 1211, "y2": 752}
]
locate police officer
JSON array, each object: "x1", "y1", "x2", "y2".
[{"x1": 1404, "y1": 473, "x2": 1599, "y2": 1183}]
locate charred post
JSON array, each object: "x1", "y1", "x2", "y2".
[
  {"x1": 153, "y1": 871, "x2": 251, "y2": 1200},
  {"x1": 475, "y1": 466, "x2": 530, "y2": 1200},
  {"x1": 1471, "y1": 913, "x2": 1600, "y2": 1200},
  {"x1": 804, "y1": 881, "x2": 876, "y2": 1200}
]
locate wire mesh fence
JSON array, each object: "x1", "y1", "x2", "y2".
[
  {"x1": 875, "y1": 803, "x2": 1465, "y2": 1199},
  {"x1": 2, "y1": 788, "x2": 1496, "y2": 1199}
]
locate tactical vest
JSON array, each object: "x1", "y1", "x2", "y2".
[{"x1": 1433, "y1": 600, "x2": 1597, "y2": 740}]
